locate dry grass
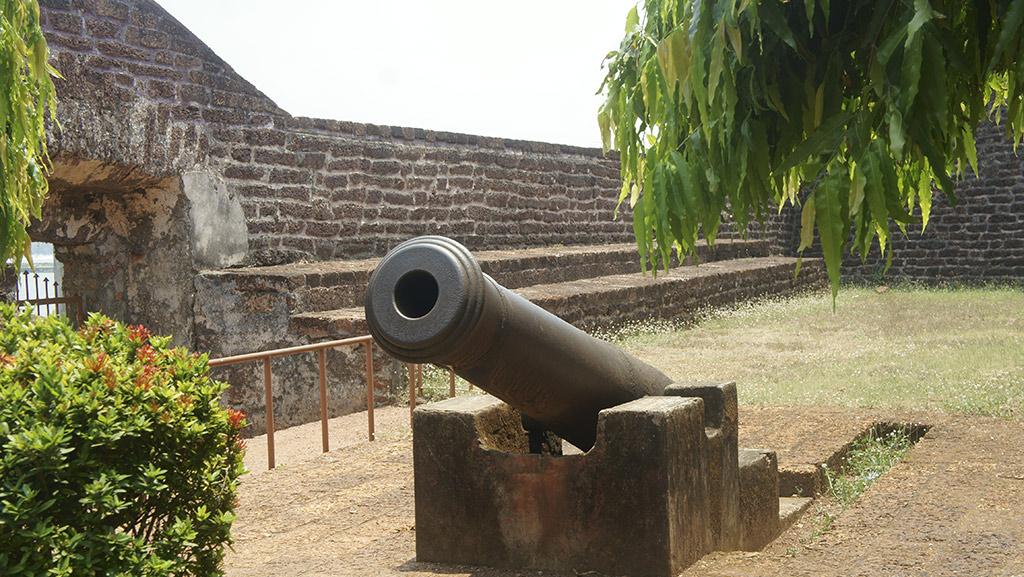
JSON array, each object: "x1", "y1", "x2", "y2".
[{"x1": 610, "y1": 286, "x2": 1024, "y2": 418}]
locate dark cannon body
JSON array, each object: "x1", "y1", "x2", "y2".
[
  {"x1": 368, "y1": 236, "x2": 785, "y2": 576},
  {"x1": 364, "y1": 235, "x2": 672, "y2": 451}
]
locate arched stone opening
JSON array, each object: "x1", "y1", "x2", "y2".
[{"x1": 30, "y1": 160, "x2": 197, "y2": 346}]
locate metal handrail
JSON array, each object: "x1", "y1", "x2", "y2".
[
  {"x1": 209, "y1": 336, "x2": 376, "y2": 470},
  {"x1": 210, "y1": 336, "x2": 465, "y2": 471}
]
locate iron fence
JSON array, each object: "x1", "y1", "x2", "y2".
[{"x1": 14, "y1": 270, "x2": 84, "y2": 326}]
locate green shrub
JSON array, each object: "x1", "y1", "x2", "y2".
[{"x1": 0, "y1": 305, "x2": 246, "y2": 576}]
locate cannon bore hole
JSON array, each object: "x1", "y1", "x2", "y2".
[{"x1": 394, "y1": 269, "x2": 439, "y2": 319}]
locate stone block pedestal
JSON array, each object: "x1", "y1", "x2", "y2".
[
  {"x1": 413, "y1": 395, "x2": 711, "y2": 577},
  {"x1": 412, "y1": 384, "x2": 783, "y2": 577}
]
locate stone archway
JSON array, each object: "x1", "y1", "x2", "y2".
[
  {"x1": 30, "y1": 159, "x2": 248, "y2": 348},
  {"x1": 31, "y1": 161, "x2": 194, "y2": 344}
]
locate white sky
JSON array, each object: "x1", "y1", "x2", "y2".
[{"x1": 157, "y1": 1, "x2": 637, "y2": 148}]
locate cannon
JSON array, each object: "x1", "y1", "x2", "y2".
[
  {"x1": 364, "y1": 235, "x2": 673, "y2": 451},
  {"x1": 363, "y1": 236, "x2": 784, "y2": 577}
]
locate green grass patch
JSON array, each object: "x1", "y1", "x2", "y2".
[
  {"x1": 398, "y1": 364, "x2": 480, "y2": 405},
  {"x1": 611, "y1": 286, "x2": 1024, "y2": 418},
  {"x1": 806, "y1": 427, "x2": 918, "y2": 541},
  {"x1": 824, "y1": 428, "x2": 915, "y2": 507}
]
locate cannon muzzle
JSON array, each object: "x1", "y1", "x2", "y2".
[{"x1": 365, "y1": 236, "x2": 671, "y2": 450}]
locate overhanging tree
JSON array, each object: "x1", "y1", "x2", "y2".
[
  {"x1": 1, "y1": 0, "x2": 57, "y2": 268},
  {"x1": 599, "y1": 0, "x2": 1024, "y2": 298}
]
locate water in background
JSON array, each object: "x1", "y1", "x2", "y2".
[{"x1": 17, "y1": 242, "x2": 63, "y2": 316}]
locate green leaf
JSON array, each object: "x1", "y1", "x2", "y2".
[
  {"x1": 877, "y1": 26, "x2": 908, "y2": 66},
  {"x1": 907, "y1": 0, "x2": 935, "y2": 41},
  {"x1": 889, "y1": 111, "x2": 906, "y2": 161},
  {"x1": 726, "y1": 24, "x2": 743, "y2": 63},
  {"x1": 917, "y1": 170, "x2": 933, "y2": 229},
  {"x1": 798, "y1": 195, "x2": 816, "y2": 252},
  {"x1": 899, "y1": 29, "x2": 925, "y2": 113},
  {"x1": 642, "y1": 60, "x2": 661, "y2": 119},
  {"x1": 598, "y1": 107, "x2": 612, "y2": 153},
  {"x1": 625, "y1": 5, "x2": 640, "y2": 33},
  {"x1": 908, "y1": 122, "x2": 956, "y2": 203},
  {"x1": 632, "y1": 194, "x2": 650, "y2": 272},
  {"x1": 861, "y1": 148, "x2": 890, "y2": 249},
  {"x1": 709, "y1": 26, "x2": 727, "y2": 105},
  {"x1": 815, "y1": 170, "x2": 847, "y2": 303},
  {"x1": 777, "y1": 112, "x2": 852, "y2": 173},
  {"x1": 963, "y1": 128, "x2": 979, "y2": 176},
  {"x1": 988, "y1": 0, "x2": 1024, "y2": 68},
  {"x1": 850, "y1": 162, "x2": 867, "y2": 216},
  {"x1": 656, "y1": 28, "x2": 690, "y2": 96},
  {"x1": 759, "y1": 1, "x2": 797, "y2": 50}
]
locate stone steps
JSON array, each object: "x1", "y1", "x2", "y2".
[
  {"x1": 198, "y1": 238, "x2": 769, "y2": 316},
  {"x1": 779, "y1": 496, "x2": 815, "y2": 532},
  {"x1": 291, "y1": 256, "x2": 826, "y2": 340}
]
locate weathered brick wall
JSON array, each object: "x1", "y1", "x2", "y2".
[
  {"x1": 214, "y1": 119, "x2": 633, "y2": 265},
  {"x1": 41, "y1": 0, "x2": 281, "y2": 185},
  {"x1": 41, "y1": 0, "x2": 635, "y2": 270},
  {"x1": 844, "y1": 121, "x2": 1024, "y2": 283}
]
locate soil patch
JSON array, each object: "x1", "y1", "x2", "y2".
[{"x1": 684, "y1": 413, "x2": 1024, "y2": 577}]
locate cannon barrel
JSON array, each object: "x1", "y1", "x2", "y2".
[{"x1": 364, "y1": 236, "x2": 672, "y2": 451}]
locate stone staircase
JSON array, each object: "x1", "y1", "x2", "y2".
[
  {"x1": 195, "y1": 239, "x2": 826, "y2": 434},
  {"x1": 286, "y1": 239, "x2": 818, "y2": 339}
]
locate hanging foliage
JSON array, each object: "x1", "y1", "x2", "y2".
[
  {"x1": 599, "y1": 0, "x2": 1024, "y2": 298},
  {"x1": 0, "y1": 0, "x2": 57, "y2": 268}
]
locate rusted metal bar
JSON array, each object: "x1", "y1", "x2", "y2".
[
  {"x1": 318, "y1": 348, "x2": 329, "y2": 454},
  {"x1": 448, "y1": 366, "x2": 456, "y2": 398},
  {"x1": 408, "y1": 363, "x2": 417, "y2": 421},
  {"x1": 208, "y1": 335, "x2": 373, "y2": 368},
  {"x1": 17, "y1": 295, "x2": 83, "y2": 327},
  {"x1": 263, "y1": 357, "x2": 276, "y2": 470},
  {"x1": 74, "y1": 295, "x2": 84, "y2": 327},
  {"x1": 207, "y1": 334, "x2": 387, "y2": 468},
  {"x1": 17, "y1": 296, "x2": 75, "y2": 307},
  {"x1": 43, "y1": 278, "x2": 50, "y2": 316},
  {"x1": 53, "y1": 282, "x2": 60, "y2": 317},
  {"x1": 33, "y1": 274, "x2": 40, "y2": 315},
  {"x1": 365, "y1": 341, "x2": 375, "y2": 442}
]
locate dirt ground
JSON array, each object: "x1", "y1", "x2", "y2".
[{"x1": 225, "y1": 405, "x2": 1024, "y2": 577}]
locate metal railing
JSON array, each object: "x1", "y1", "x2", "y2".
[
  {"x1": 209, "y1": 337, "x2": 467, "y2": 471},
  {"x1": 209, "y1": 336, "x2": 376, "y2": 470},
  {"x1": 405, "y1": 362, "x2": 462, "y2": 419},
  {"x1": 15, "y1": 270, "x2": 84, "y2": 326}
]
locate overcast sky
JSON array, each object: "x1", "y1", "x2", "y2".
[{"x1": 157, "y1": 1, "x2": 637, "y2": 148}]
